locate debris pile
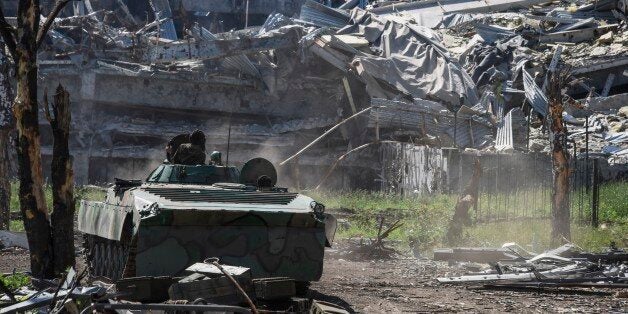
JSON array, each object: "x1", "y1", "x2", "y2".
[
  {"x1": 435, "y1": 243, "x2": 628, "y2": 293},
  {"x1": 12, "y1": 0, "x2": 628, "y2": 185},
  {"x1": 425, "y1": 0, "x2": 628, "y2": 163},
  {"x1": 0, "y1": 259, "x2": 349, "y2": 313},
  {"x1": 3, "y1": 0, "x2": 627, "y2": 187}
]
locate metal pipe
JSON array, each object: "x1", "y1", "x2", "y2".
[
  {"x1": 207, "y1": 258, "x2": 258, "y2": 314},
  {"x1": 245, "y1": 0, "x2": 250, "y2": 28},
  {"x1": 280, "y1": 106, "x2": 374, "y2": 166},
  {"x1": 315, "y1": 140, "x2": 401, "y2": 189}
]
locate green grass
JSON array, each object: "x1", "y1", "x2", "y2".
[
  {"x1": 569, "y1": 182, "x2": 628, "y2": 224},
  {"x1": 6, "y1": 181, "x2": 626, "y2": 253},
  {"x1": 308, "y1": 183, "x2": 628, "y2": 253},
  {"x1": 75, "y1": 185, "x2": 108, "y2": 204},
  {"x1": 598, "y1": 182, "x2": 628, "y2": 223},
  {"x1": 464, "y1": 220, "x2": 627, "y2": 252},
  {"x1": 307, "y1": 190, "x2": 456, "y2": 250},
  {"x1": 0, "y1": 273, "x2": 30, "y2": 291},
  {"x1": 7, "y1": 182, "x2": 106, "y2": 231},
  {"x1": 9, "y1": 220, "x2": 23, "y2": 232},
  {"x1": 9, "y1": 182, "x2": 54, "y2": 213}
]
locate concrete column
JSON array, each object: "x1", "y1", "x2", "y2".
[
  {"x1": 73, "y1": 71, "x2": 97, "y2": 184},
  {"x1": 73, "y1": 153, "x2": 90, "y2": 185}
]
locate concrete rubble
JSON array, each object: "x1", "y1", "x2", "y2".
[
  {"x1": 1, "y1": 0, "x2": 626, "y2": 188},
  {"x1": 435, "y1": 243, "x2": 628, "y2": 292}
]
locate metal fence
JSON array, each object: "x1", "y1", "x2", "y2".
[
  {"x1": 360, "y1": 143, "x2": 616, "y2": 225},
  {"x1": 449, "y1": 151, "x2": 547, "y2": 223},
  {"x1": 378, "y1": 144, "x2": 608, "y2": 225},
  {"x1": 448, "y1": 150, "x2": 607, "y2": 225}
]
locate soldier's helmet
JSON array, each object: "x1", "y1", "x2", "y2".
[
  {"x1": 190, "y1": 129, "x2": 206, "y2": 148},
  {"x1": 210, "y1": 151, "x2": 222, "y2": 165}
]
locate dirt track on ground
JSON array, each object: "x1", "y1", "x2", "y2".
[{"x1": 3, "y1": 239, "x2": 627, "y2": 313}]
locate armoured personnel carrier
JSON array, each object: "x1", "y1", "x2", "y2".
[{"x1": 78, "y1": 158, "x2": 337, "y2": 288}]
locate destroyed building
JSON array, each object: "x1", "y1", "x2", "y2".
[{"x1": 1, "y1": 0, "x2": 626, "y2": 192}]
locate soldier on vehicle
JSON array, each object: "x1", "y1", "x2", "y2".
[
  {"x1": 165, "y1": 133, "x2": 190, "y2": 163},
  {"x1": 209, "y1": 151, "x2": 223, "y2": 165},
  {"x1": 172, "y1": 130, "x2": 206, "y2": 165}
]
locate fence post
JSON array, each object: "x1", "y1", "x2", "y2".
[
  {"x1": 585, "y1": 116, "x2": 589, "y2": 193},
  {"x1": 453, "y1": 111, "x2": 458, "y2": 148},
  {"x1": 591, "y1": 159, "x2": 599, "y2": 227},
  {"x1": 527, "y1": 107, "x2": 531, "y2": 152}
]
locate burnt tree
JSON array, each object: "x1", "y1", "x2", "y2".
[
  {"x1": 445, "y1": 159, "x2": 482, "y2": 245},
  {"x1": 547, "y1": 70, "x2": 571, "y2": 245},
  {"x1": 0, "y1": 44, "x2": 13, "y2": 230},
  {"x1": 44, "y1": 85, "x2": 75, "y2": 274},
  {"x1": 0, "y1": 130, "x2": 10, "y2": 230},
  {"x1": 0, "y1": 0, "x2": 72, "y2": 277}
]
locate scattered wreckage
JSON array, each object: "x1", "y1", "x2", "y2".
[
  {"x1": 0, "y1": 260, "x2": 349, "y2": 313},
  {"x1": 427, "y1": 0, "x2": 628, "y2": 165},
  {"x1": 435, "y1": 243, "x2": 628, "y2": 293},
  {"x1": 22, "y1": 0, "x2": 626, "y2": 189},
  {"x1": 1, "y1": 155, "x2": 344, "y2": 312},
  {"x1": 2, "y1": 0, "x2": 628, "y2": 311}
]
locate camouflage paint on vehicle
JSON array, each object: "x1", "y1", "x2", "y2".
[
  {"x1": 78, "y1": 163, "x2": 337, "y2": 282},
  {"x1": 136, "y1": 213, "x2": 330, "y2": 281}
]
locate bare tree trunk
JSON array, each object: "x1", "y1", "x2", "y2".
[
  {"x1": 13, "y1": 1, "x2": 54, "y2": 278},
  {"x1": 0, "y1": 47, "x2": 13, "y2": 230},
  {"x1": 548, "y1": 71, "x2": 571, "y2": 246},
  {"x1": 45, "y1": 85, "x2": 75, "y2": 273},
  {"x1": 0, "y1": 130, "x2": 11, "y2": 230},
  {"x1": 0, "y1": 0, "x2": 72, "y2": 277},
  {"x1": 446, "y1": 159, "x2": 482, "y2": 245},
  {"x1": 0, "y1": 43, "x2": 14, "y2": 230}
]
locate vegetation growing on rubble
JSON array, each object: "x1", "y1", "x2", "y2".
[
  {"x1": 0, "y1": 273, "x2": 30, "y2": 291},
  {"x1": 310, "y1": 184, "x2": 628, "y2": 252}
]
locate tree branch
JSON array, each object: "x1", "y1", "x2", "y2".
[
  {"x1": 0, "y1": 6, "x2": 17, "y2": 60},
  {"x1": 36, "y1": 0, "x2": 72, "y2": 50},
  {"x1": 43, "y1": 87, "x2": 53, "y2": 124}
]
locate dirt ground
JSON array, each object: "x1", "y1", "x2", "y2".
[
  {"x1": 313, "y1": 240, "x2": 627, "y2": 313},
  {"x1": 2, "y1": 240, "x2": 627, "y2": 313}
]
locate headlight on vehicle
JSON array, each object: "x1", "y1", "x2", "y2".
[{"x1": 310, "y1": 201, "x2": 325, "y2": 215}]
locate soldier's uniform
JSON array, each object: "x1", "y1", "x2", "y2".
[
  {"x1": 172, "y1": 143, "x2": 206, "y2": 165},
  {"x1": 166, "y1": 133, "x2": 191, "y2": 162}
]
